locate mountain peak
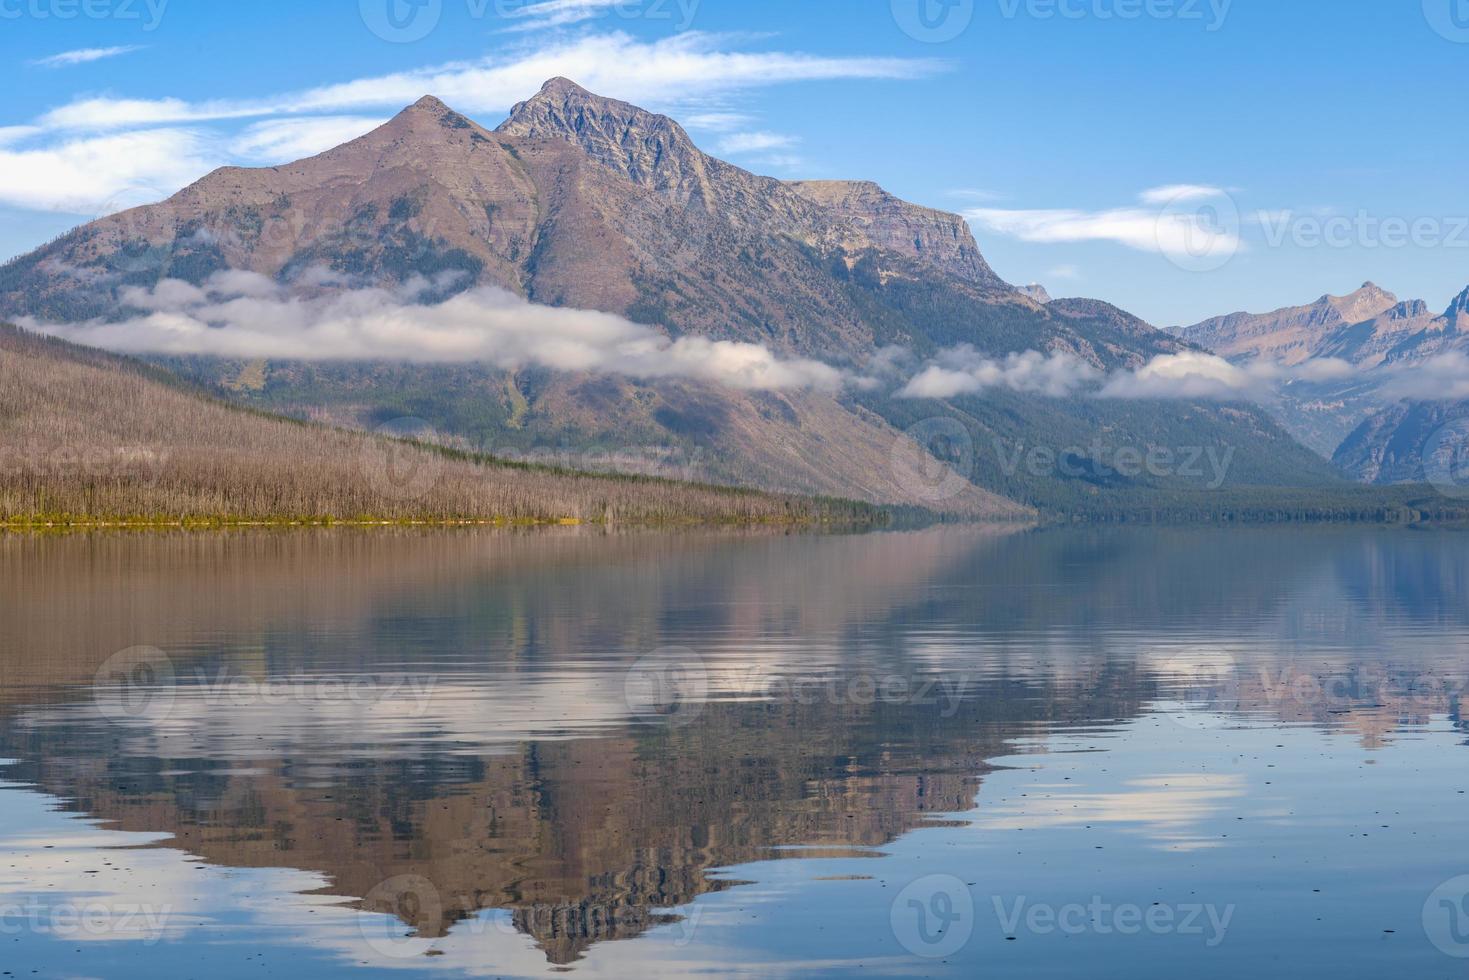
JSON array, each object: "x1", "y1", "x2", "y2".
[
  {"x1": 498, "y1": 77, "x2": 709, "y2": 202},
  {"x1": 410, "y1": 94, "x2": 451, "y2": 112},
  {"x1": 538, "y1": 76, "x2": 592, "y2": 97},
  {"x1": 1445, "y1": 285, "x2": 1469, "y2": 326}
]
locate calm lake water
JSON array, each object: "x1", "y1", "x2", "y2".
[{"x1": 1, "y1": 526, "x2": 1467, "y2": 978}]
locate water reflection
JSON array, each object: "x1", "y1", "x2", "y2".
[{"x1": 0, "y1": 526, "x2": 1466, "y2": 975}]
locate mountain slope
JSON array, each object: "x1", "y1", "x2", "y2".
[
  {"x1": 1334, "y1": 400, "x2": 1469, "y2": 486},
  {"x1": 0, "y1": 79, "x2": 1351, "y2": 515},
  {"x1": 1179, "y1": 283, "x2": 1399, "y2": 365},
  {"x1": 0, "y1": 324, "x2": 875, "y2": 525}
]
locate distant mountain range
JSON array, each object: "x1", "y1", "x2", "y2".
[
  {"x1": 1178, "y1": 281, "x2": 1468, "y2": 370},
  {"x1": 1176, "y1": 281, "x2": 1469, "y2": 482},
  {"x1": 0, "y1": 79, "x2": 1373, "y2": 516}
]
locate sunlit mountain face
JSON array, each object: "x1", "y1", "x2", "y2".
[{"x1": 1, "y1": 527, "x2": 1466, "y2": 976}]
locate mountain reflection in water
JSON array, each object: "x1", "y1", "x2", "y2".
[{"x1": 0, "y1": 526, "x2": 1466, "y2": 975}]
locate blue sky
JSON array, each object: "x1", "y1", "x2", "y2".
[{"x1": 2, "y1": 0, "x2": 1467, "y2": 326}]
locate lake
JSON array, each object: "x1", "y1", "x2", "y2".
[{"x1": 1, "y1": 526, "x2": 1467, "y2": 978}]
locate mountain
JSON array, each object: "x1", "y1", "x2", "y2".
[
  {"x1": 1334, "y1": 399, "x2": 1469, "y2": 486},
  {"x1": 1018, "y1": 283, "x2": 1052, "y2": 304},
  {"x1": 0, "y1": 323, "x2": 874, "y2": 526},
  {"x1": 1179, "y1": 283, "x2": 1399, "y2": 365},
  {"x1": 0, "y1": 79, "x2": 1353, "y2": 516},
  {"x1": 1180, "y1": 281, "x2": 1469, "y2": 457}
]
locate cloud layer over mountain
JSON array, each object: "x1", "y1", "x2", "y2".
[{"x1": 26, "y1": 273, "x2": 848, "y2": 393}]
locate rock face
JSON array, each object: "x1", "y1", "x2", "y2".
[
  {"x1": 1018, "y1": 283, "x2": 1052, "y2": 304},
  {"x1": 1180, "y1": 283, "x2": 1399, "y2": 366},
  {"x1": 1334, "y1": 400, "x2": 1469, "y2": 485}
]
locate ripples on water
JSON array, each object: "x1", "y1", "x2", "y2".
[{"x1": 0, "y1": 526, "x2": 1466, "y2": 977}]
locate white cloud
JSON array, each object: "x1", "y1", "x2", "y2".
[
  {"x1": 27, "y1": 274, "x2": 848, "y2": 393},
  {"x1": 1138, "y1": 184, "x2": 1227, "y2": 206},
  {"x1": 1103, "y1": 352, "x2": 1369, "y2": 401},
  {"x1": 1380, "y1": 352, "x2": 1469, "y2": 402},
  {"x1": 682, "y1": 112, "x2": 755, "y2": 132},
  {"x1": 966, "y1": 186, "x2": 1240, "y2": 262},
  {"x1": 0, "y1": 128, "x2": 219, "y2": 214},
  {"x1": 35, "y1": 32, "x2": 941, "y2": 132},
  {"x1": 2, "y1": 32, "x2": 935, "y2": 217},
  {"x1": 1290, "y1": 357, "x2": 1356, "y2": 383},
  {"x1": 30, "y1": 45, "x2": 143, "y2": 69},
  {"x1": 230, "y1": 116, "x2": 387, "y2": 163},
  {"x1": 715, "y1": 131, "x2": 797, "y2": 155},
  {"x1": 899, "y1": 346, "x2": 1101, "y2": 399},
  {"x1": 1101, "y1": 351, "x2": 1275, "y2": 400},
  {"x1": 498, "y1": 0, "x2": 674, "y2": 33}
]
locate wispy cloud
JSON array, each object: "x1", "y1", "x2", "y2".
[
  {"x1": 0, "y1": 129, "x2": 218, "y2": 213},
  {"x1": 229, "y1": 116, "x2": 386, "y2": 163},
  {"x1": 966, "y1": 186, "x2": 1241, "y2": 262},
  {"x1": 715, "y1": 131, "x2": 798, "y2": 155},
  {"x1": 1, "y1": 31, "x2": 939, "y2": 217},
  {"x1": 682, "y1": 112, "x2": 755, "y2": 133},
  {"x1": 497, "y1": 0, "x2": 700, "y2": 33},
  {"x1": 1138, "y1": 184, "x2": 1228, "y2": 206},
  {"x1": 27, "y1": 273, "x2": 850, "y2": 393},
  {"x1": 898, "y1": 347, "x2": 1101, "y2": 399},
  {"x1": 30, "y1": 45, "x2": 143, "y2": 69},
  {"x1": 34, "y1": 32, "x2": 942, "y2": 132}
]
